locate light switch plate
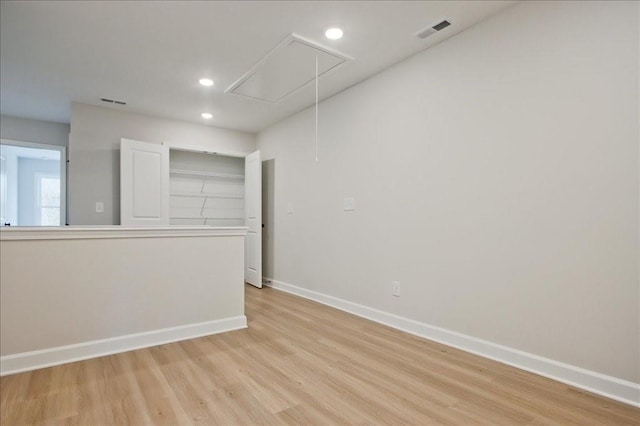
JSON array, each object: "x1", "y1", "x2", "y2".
[
  {"x1": 343, "y1": 197, "x2": 356, "y2": 211},
  {"x1": 95, "y1": 202, "x2": 104, "y2": 213},
  {"x1": 392, "y1": 281, "x2": 400, "y2": 297},
  {"x1": 287, "y1": 202, "x2": 294, "y2": 214}
]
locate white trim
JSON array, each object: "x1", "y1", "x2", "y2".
[
  {"x1": 0, "y1": 225, "x2": 247, "y2": 241},
  {"x1": 0, "y1": 316, "x2": 247, "y2": 376},
  {"x1": 264, "y1": 278, "x2": 640, "y2": 408}
]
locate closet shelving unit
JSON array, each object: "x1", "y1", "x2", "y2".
[
  {"x1": 169, "y1": 167, "x2": 245, "y2": 226},
  {"x1": 169, "y1": 168, "x2": 244, "y2": 180}
]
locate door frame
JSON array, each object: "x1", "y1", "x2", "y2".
[{"x1": 0, "y1": 138, "x2": 67, "y2": 226}]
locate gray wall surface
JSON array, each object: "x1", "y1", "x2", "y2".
[
  {"x1": 68, "y1": 103, "x2": 256, "y2": 225},
  {"x1": 0, "y1": 115, "x2": 69, "y2": 147},
  {"x1": 257, "y1": 1, "x2": 640, "y2": 383}
]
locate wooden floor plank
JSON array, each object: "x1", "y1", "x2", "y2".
[{"x1": 1, "y1": 285, "x2": 638, "y2": 425}]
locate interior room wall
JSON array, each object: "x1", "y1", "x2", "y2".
[
  {"x1": 0, "y1": 115, "x2": 69, "y2": 147},
  {"x1": 68, "y1": 103, "x2": 256, "y2": 225},
  {"x1": 257, "y1": 0, "x2": 639, "y2": 385},
  {"x1": 1, "y1": 229, "x2": 246, "y2": 369}
]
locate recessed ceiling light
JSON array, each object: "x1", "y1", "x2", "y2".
[
  {"x1": 199, "y1": 78, "x2": 214, "y2": 87},
  {"x1": 201, "y1": 112, "x2": 213, "y2": 119},
  {"x1": 325, "y1": 28, "x2": 343, "y2": 40}
]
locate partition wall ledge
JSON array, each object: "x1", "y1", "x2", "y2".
[{"x1": 0, "y1": 226, "x2": 248, "y2": 240}]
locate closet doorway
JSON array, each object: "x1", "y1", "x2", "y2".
[{"x1": 120, "y1": 139, "x2": 262, "y2": 287}]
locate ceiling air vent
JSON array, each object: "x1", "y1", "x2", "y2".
[
  {"x1": 100, "y1": 97, "x2": 127, "y2": 105},
  {"x1": 226, "y1": 34, "x2": 352, "y2": 103},
  {"x1": 416, "y1": 19, "x2": 451, "y2": 40}
]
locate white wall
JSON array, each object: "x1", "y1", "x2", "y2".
[
  {"x1": 0, "y1": 115, "x2": 69, "y2": 147},
  {"x1": 257, "y1": 0, "x2": 639, "y2": 385},
  {"x1": 68, "y1": 103, "x2": 256, "y2": 225},
  {"x1": 0, "y1": 227, "x2": 246, "y2": 373}
]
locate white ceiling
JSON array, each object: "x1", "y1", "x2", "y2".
[{"x1": 0, "y1": 1, "x2": 515, "y2": 133}]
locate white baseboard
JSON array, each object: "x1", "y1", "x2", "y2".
[
  {"x1": 265, "y1": 278, "x2": 640, "y2": 408},
  {"x1": 0, "y1": 316, "x2": 247, "y2": 376}
]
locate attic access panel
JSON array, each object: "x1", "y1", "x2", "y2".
[{"x1": 226, "y1": 34, "x2": 351, "y2": 103}]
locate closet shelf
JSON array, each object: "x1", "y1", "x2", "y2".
[
  {"x1": 171, "y1": 216, "x2": 243, "y2": 220},
  {"x1": 169, "y1": 168, "x2": 244, "y2": 180},
  {"x1": 170, "y1": 192, "x2": 244, "y2": 199}
]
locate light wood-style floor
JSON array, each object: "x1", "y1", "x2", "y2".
[{"x1": 1, "y1": 285, "x2": 639, "y2": 425}]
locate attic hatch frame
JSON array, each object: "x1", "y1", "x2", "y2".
[{"x1": 225, "y1": 33, "x2": 353, "y2": 104}]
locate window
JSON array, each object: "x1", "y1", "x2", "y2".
[{"x1": 36, "y1": 174, "x2": 60, "y2": 226}]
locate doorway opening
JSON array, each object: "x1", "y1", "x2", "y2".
[
  {"x1": 262, "y1": 158, "x2": 275, "y2": 284},
  {"x1": 0, "y1": 139, "x2": 66, "y2": 226}
]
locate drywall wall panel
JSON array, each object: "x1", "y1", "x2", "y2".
[
  {"x1": 68, "y1": 103, "x2": 256, "y2": 225},
  {"x1": 0, "y1": 227, "x2": 245, "y2": 356},
  {"x1": 0, "y1": 115, "x2": 69, "y2": 147},
  {"x1": 257, "y1": 0, "x2": 639, "y2": 383}
]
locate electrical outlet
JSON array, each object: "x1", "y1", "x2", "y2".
[{"x1": 392, "y1": 281, "x2": 400, "y2": 297}]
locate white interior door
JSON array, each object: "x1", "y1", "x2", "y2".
[
  {"x1": 244, "y1": 150, "x2": 262, "y2": 287},
  {"x1": 120, "y1": 138, "x2": 169, "y2": 226}
]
